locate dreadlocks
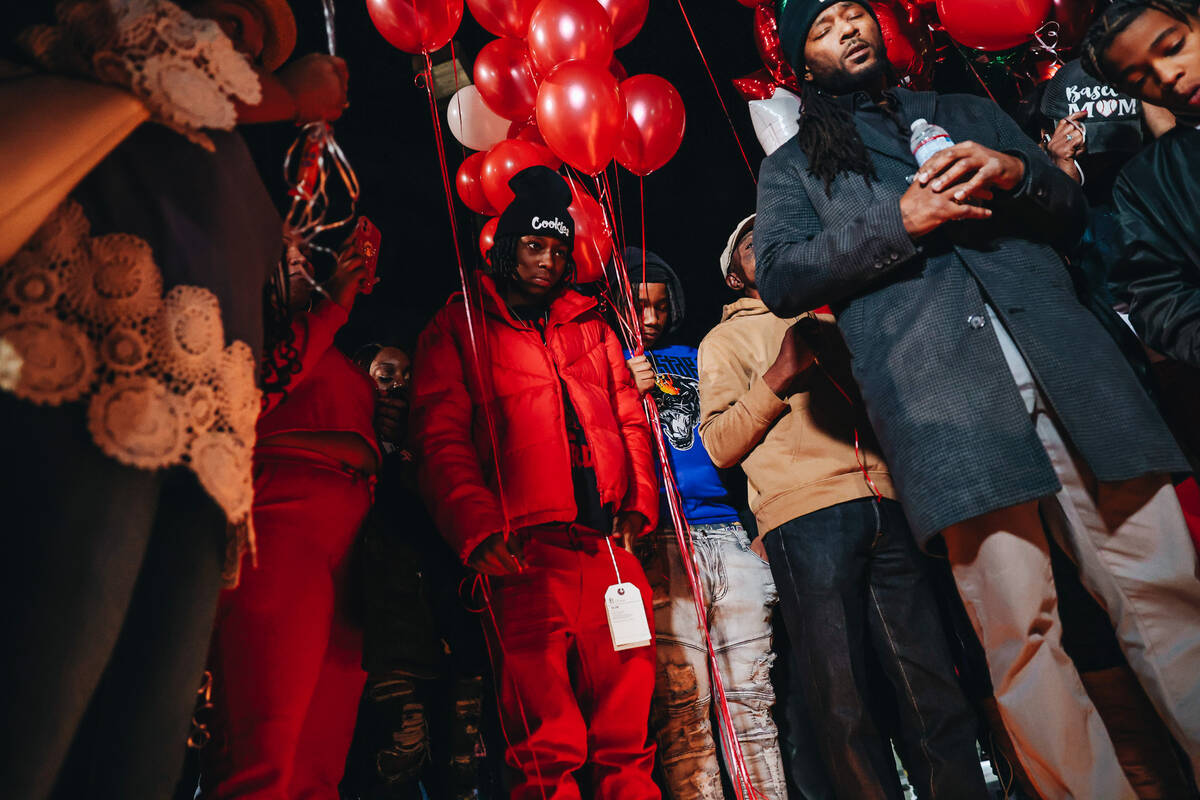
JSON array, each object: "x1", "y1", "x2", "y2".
[
  {"x1": 260, "y1": 246, "x2": 303, "y2": 404},
  {"x1": 1080, "y1": 0, "x2": 1200, "y2": 83},
  {"x1": 485, "y1": 234, "x2": 522, "y2": 281},
  {"x1": 797, "y1": 82, "x2": 878, "y2": 196}
]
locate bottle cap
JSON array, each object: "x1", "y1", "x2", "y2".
[{"x1": 910, "y1": 118, "x2": 927, "y2": 131}]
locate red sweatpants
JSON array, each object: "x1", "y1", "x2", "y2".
[
  {"x1": 484, "y1": 531, "x2": 660, "y2": 800},
  {"x1": 205, "y1": 452, "x2": 370, "y2": 799}
]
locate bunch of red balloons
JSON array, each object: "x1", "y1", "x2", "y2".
[
  {"x1": 367, "y1": 0, "x2": 688, "y2": 280},
  {"x1": 733, "y1": 0, "x2": 1099, "y2": 104},
  {"x1": 464, "y1": 0, "x2": 686, "y2": 178}
]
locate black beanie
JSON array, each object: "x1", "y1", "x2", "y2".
[
  {"x1": 494, "y1": 165, "x2": 575, "y2": 250},
  {"x1": 778, "y1": 0, "x2": 877, "y2": 75}
]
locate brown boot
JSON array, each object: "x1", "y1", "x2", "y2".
[{"x1": 1081, "y1": 666, "x2": 1195, "y2": 800}]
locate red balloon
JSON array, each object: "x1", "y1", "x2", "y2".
[
  {"x1": 536, "y1": 60, "x2": 624, "y2": 175},
  {"x1": 872, "y1": 1, "x2": 931, "y2": 79},
  {"x1": 733, "y1": 69, "x2": 778, "y2": 101},
  {"x1": 936, "y1": 0, "x2": 1052, "y2": 50},
  {"x1": 456, "y1": 152, "x2": 498, "y2": 215},
  {"x1": 609, "y1": 55, "x2": 629, "y2": 82},
  {"x1": 366, "y1": 0, "x2": 464, "y2": 54},
  {"x1": 467, "y1": 0, "x2": 540, "y2": 37},
  {"x1": 527, "y1": 0, "x2": 614, "y2": 76},
  {"x1": 616, "y1": 75, "x2": 686, "y2": 176},
  {"x1": 595, "y1": 0, "x2": 649, "y2": 48},
  {"x1": 753, "y1": 2, "x2": 801, "y2": 90},
  {"x1": 735, "y1": 0, "x2": 758, "y2": 6},
  {"x1": 564, "y1": 177, "x2": 612, "y2": 283},
  {"x1": 481, "y1": 139, "x2": 561, "y2": 211},
  {"x1": 480, "y1": 216, "x2": 500, "y2": 264},
  {"x1": 474, "y1": 38, "x2": 540, "y2": 121},
  {"x1": 1050, "y1": 0, "x2": 1097, "y2": 48},
  {"x1": 507, "y1": 118, "x2": 551, "y2": 148}
]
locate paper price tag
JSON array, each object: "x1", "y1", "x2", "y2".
[{"x1": 605, "y1": 582, "x2": 652, "y2": 651}]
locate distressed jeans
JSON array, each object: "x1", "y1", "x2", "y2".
[
  {"x1": 765, "y1": 499, "x2": 990, "y2": 800},
  {"x1": 638, "y1": 522, "x2": 788, "y2": 800}
]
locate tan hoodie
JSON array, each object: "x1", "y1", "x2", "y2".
[{"x1": 697, "y1": 297, "x2": 895, "y2": 534}]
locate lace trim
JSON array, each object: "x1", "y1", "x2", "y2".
[
  {"x1": 21, "y1": 0, "x2": 262, "y2": 151},
  {"x1": 0, "y1": 200, "x2": 259, "y2": 584}
]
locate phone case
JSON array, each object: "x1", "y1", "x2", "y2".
[{"x1": 354, "y1": 216, "x2": 381, "y2": 294}]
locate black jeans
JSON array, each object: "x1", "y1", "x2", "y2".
[
  {"x1": 764, "y1": 498, "x2": 988, "y2": 800},
  {"x1": 0, "y1": 396, "x2": 226, "y2": 799}
]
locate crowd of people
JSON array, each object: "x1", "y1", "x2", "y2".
[{"x1": 3, "y1": 0, "x2": 1200, "y2": 799}]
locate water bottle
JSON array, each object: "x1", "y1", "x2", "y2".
[{"x1": 910, "y1": 118, "x2": 954, "y2": 166}]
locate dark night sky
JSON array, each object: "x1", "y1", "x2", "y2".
[
  {"x1": 244, "y1": 1, "x2": 773, "y2": 351},
  {"x1": 241, "y1": 1, "x2": 1012, "y2": 352}
]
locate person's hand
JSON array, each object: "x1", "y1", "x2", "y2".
[
  {"x1": 613, "y1": 512, "x2": 647, "y2": 553},
  {"x1": 915, "y1": 140, "x2": 1026, "y2": 205},
  {"x1": 325, "y1": 245, "x2": 367, "y2": 311},
  {"x1": 899, "y1": 177, "x2": 994, "y2": 238},
  {"x1": 763, "y1": 320, "x2": 818, "y2": 398},
  {"x1": 467, "y1": 532, "x2": 525, "y2": 576},
  {"x1": 626, "y1": 355, "x2": 656, "y2": 394},
  {"x1": 276, "y1": 54, "x2": 349, "y2": 122},
  {"x1": 374, "y1": 394, "x2": 406, "y2": 446},
  {"x1": 1045, "y1": 110, "x2": 1088, "y2": 168},
  {"x1": 750, "y1": 536, "x2": 769, "y2": 563}
]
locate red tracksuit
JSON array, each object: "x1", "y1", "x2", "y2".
[
  {"x1": 413, "y1": 275, "x2": 661, "y2": 799},
  {"x1": 485, "y1": 531, "x2": 658, "y2": 800},
  {"x1": 205, "y1": 300, "x2": 377, "y2": 799}
]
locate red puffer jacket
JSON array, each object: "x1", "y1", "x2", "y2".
[{"x1": 412, "y1": 273, "x2": 659, "y2": 563}]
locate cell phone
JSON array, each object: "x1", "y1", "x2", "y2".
[{"x1": 353, "y1": 216, "x2": 381, "y2": 294}]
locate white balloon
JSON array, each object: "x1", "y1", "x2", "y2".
[
  {"x1": 748, "y1": 87, "x2": 802, "y2": 157},
  {"x1": 446, "y1": 85, "x2": 511, "y2": 152}
]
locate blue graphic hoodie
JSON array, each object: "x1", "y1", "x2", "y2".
[{"x1": 646, "y1": 345, "x2": 740, "y2": 526}]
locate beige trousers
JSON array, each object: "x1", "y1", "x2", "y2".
[{"x1": 941, "y1": 308, "x2": 1200, "y2": 800}]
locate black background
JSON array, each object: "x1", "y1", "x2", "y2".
[{"x1": 243, "y1": 1, "x2": 772, "y2": 352}]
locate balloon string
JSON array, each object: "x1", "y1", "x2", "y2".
[
  {"x1": 475, "y1": 576, "x2": 550, "y2": 799},
  {"x1": 596, "y1": 185, "x2": 766, "y2": 800},
  {"x1": 611, "y1": 163, "x2": 628, "y2": 250},
  {"x1": 640, "y1": 176, "x2": 647, "y2": 289},
  {"x1": 321, "y1": 0, "x2": 336, "y2": 55},
  {"x1": 420, "y1": 51, "x2": 514, "y2": 536},
  {"x1": 675, "y1": 0, "x2": 757, "y2": 184},
  {"x1": 598, "y1": 168, "x2": 626, "y2": 255},
  {"x1": 1031, "y1": 21, "x2": 1064, "y2": 65},
  {"x1": 953, "y1": 45, "x2": 999, "y2": 105}
]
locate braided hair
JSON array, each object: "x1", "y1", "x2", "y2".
[
  {"x1": 1080, "y1": 0, "x2": 1200, "y2": 83},
  {"x1": 260, "y1": 245, "x2": 303, "y2": 404}
]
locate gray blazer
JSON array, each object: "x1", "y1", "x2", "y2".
[{"x1": 755, "y1": 88, "x2": 1187, "y2": 547}]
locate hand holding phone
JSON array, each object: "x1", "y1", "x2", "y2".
[{"x1": 352, "y1": 216, "x2": 381, "y2": 294}]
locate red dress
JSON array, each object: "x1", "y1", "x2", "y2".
[{"x1": 206, "y1": 299, "x2": 379, "y2": 799}]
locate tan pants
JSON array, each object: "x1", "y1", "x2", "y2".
[{"x1": 942, "y1": 308, "x2": 1200, "y2": 800}]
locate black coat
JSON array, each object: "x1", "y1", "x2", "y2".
[
  {"x1": 755, "y1": 88, "x2": 1187, "y2": 547},
  {"x1": 1112, "y1": 125, "x2": 1200, "y2": 368}
]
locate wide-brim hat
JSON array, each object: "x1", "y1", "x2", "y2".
[
  {"x1": 719, "y1": 214, "x2": 755, "y2": 278},
  {"x1": 249, "y1": 0, "x2": 298, "y2": 72}
]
